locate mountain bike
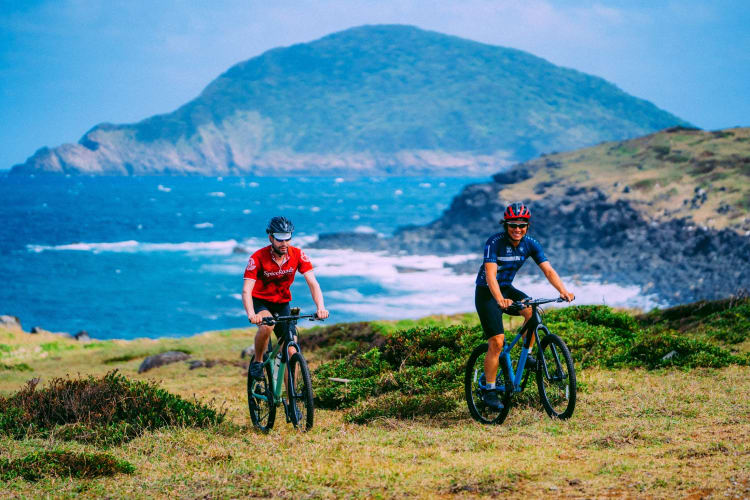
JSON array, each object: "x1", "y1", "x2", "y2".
[
  {"x1": 465, "y1": 297, "x2": 576, "y2": 425},
  {"x1": 247, "y1": 308, "x2": 323, "y2": 432}
]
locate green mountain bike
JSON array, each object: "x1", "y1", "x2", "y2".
[
  {"x1": 465, "y1": 297, "x2": 576, "y2": 425},
  {"x1": 247, "y1": 309, "x2": 323, "y2": 432}
]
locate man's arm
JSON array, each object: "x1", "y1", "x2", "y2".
[
  {"x1": 484, "y1": 263, "x2": 513, "y2": 308},
  {"x1": 538, "y1": 261, "x2": 575, "y2": 301},
  {"x1": 302, "y1": 271, "x2": 329, "y2": 319},
  {"x1": 242, "y1": 279, "x2": 265, "y2": 324}
]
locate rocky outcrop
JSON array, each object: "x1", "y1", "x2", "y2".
[
  {"x1": 137, "y1": 351, "x2": 191, "y2": 373},
  {"x1": 313, "y1": 183, "x2": 750, "y2": 304},
  {"x1": 1, "y1": 315, "x2": 23, "y2": 331}
]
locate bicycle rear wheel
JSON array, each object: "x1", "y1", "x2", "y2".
[
  {"x1": 287, "y1": 352, "x2": 314, "y2": 431},
  {"x1": 464, "y1": 343, "x2": 513, "y2": 425},
  {"x1": 535, "y1": 333, "x2": 576, "y2": 419},
  {"x1": 248, "y1": 359, "x2": 276, "y2": 432}
]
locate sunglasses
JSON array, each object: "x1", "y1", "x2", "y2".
[{"x1": 505, "y1": 222, "x2": 528, "y2": 229}]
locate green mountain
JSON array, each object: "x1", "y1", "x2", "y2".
[{"x1": 12, "y1": 25, "x2": 689, "y2": 176}]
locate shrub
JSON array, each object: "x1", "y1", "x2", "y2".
[
  {"x1": 638, "y1": 296, "x2": 750, "y2": 345},
  {"x1": 0, "y1": 450, "x2": 134, "y2": 481},
  {"x1": 344, "y1": 391, "x2": 459, "y2": 424},
  {"x1": 313, "y1": 325, "x2": 481, "y2": 420},
  {"x1": 544, "y1": 306, "x2": 638, "y2": 368},
  {"x1": 0, "y1": 371, "x2": 225, "y2": 445},
  {"x1": 312, "y1": 300, "x2": 747, "y2": 424},
  {"x1": 613, "y1": 332, "x2": 747, "y2": 369},
  {"x1": 0, "y1": 362, "x2": 32, "y2": 372}
]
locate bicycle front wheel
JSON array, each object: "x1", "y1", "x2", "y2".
[
  {"x1": 248, "y1": 359, "x2": 276, "y2": 432},
  {"x1": 287, "y1": 352, "x2": 314, "y2": 431},
  {"x1": 535, "y1": 333, "x2": 576, "y2": 419},
  {"x1": 464, "y1": 343, "x2": 513, "y2": 425}
]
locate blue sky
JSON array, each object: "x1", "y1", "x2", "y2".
[{"x1": 1, "y1": 0, "x2": 748, "y2": 169}]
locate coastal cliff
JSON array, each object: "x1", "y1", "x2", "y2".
[{"x1": 313, "y1": 127, "x2": 750, "y2": 303}]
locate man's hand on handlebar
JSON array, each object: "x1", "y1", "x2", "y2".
[
  {"x1": 559, "y1": 290, "x2": 575, "y2": 302},
  {"x1": 316, "y1": 308, "x2": 329, "y2": 320},
  {"x1": 249, "y1": 310, "x2": 273, "y2": 325}
]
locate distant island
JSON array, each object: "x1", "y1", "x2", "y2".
[{"x1": 11, "y1": 25, "x2": 688, "y2": 176}]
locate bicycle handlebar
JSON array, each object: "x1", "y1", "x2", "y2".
[
  {"x1": 260, "y1": 313, "x2": 323, "y2": 326},
  {"x1": 510, "y1": 297, "x2": 570, "y2": 308}
]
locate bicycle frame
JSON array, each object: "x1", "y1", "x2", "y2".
[
  {"x1": 251, "y1": 313, "x2": 317, "y2": 405},
  {"x1": 499, "y1": 299, "x2": 560, "y2": 392}
]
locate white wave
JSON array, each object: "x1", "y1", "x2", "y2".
[
  {"x1": 157, "y1": 184, "x2": 171, "y2": 192},
  {"x1": 249, "y1": 182, "x2": 259, "y2": 188},
  {"x1": 242, "y1": 209, "x2": 252, "y2": 214},
  {"x1": 27, "y1": 239, "x2": 240, "y2": 255},
  {"x1": 335, "y1": 178, "x2": 345, "y2": 183},
  {"x1": 419, "y1": 182, "x2": 432, "y2": 188},
  {"x1": 208, "y1": 192, "x2": 225, "y2": 197},
  {"x1": 194, "y1": 222, "x2": 214, "y2": 229},
  {"x1": 394, "y1": 189, "x2": 403, "y2": 196},
  {"x1": 353, "y1": 225, "x2": 376, "y2": 234},
  {"x1": 27, "y1": 240, "x2": 139, "y2": 253},
  {"x1": 310, "y1": 206, "x2": 321, "y2": 212},
  {"x1": 305, "y1": 248, "x2": 660, "y2": 319}
]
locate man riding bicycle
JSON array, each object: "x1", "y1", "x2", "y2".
[
  {"x1": 475, "y1": 202, "x2": 575, "y2": 410},
  {"x1": 242, "y1": 216, "x2": 329, "y2": 380}
]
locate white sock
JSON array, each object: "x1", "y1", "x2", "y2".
[{"x1": 487, "y1": 382, "x2": 495, "y2": 389}]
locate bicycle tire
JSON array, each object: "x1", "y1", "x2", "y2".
[
  {"x1": 287, "y1": 352, "x2": 314, "y2": 431},
  {"x1": 535, "y1": 333, "x2": 576, "y2": 419},
  {"x1": 248, "y1": 359, "x2": 276, "y2": 432},
  {"x1": 464, "y1": 343, "x2": 513, "y2": 425}
]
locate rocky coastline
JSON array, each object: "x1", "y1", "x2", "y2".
[{"x1": 311, "y1": 183, "x2": 750, "y2": 305}]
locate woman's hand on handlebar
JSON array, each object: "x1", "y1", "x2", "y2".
[
  {"x1": 496, "y1": 297, "x2": 513, "y2": 309},
  {"x1": 315, "y1": 308, "x2": 329, "y2": 320}
]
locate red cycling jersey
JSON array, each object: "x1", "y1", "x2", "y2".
[{"x1": 243, "y1": 245, "x2": 313, "y2": 303}]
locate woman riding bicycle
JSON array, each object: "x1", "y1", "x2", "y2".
[{"x1": 475, "y1": 202, "x2": 575, "y2": 410}]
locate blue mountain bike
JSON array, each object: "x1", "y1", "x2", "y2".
[{"x1": 465, "y1": 297, "x2": 576, "y2": 425}]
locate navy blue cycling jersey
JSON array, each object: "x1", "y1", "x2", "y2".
[{"x1": 475, "y1": 232, "x2": 548, "y2": 287}]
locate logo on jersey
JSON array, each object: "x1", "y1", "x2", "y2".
[
  {"x1": 300, "y1": 251, "x2": 310, "y2": 263},
  {"x1": 246, "y1": 257, "x2": 256, "y2": 272},
  {"x1": 506, "y1": 247, "x2": 512, "y2": 254},
  {"x1": 264, "y1": 268, "x2": 295, "y2": 278}
]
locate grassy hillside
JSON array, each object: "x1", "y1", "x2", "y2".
[
  {"x1": 1, "y1": 300, "x2": 748, "y2": 498},
  {"x1": 498, "y1": 126, "x2": 750, "y2": 233}
]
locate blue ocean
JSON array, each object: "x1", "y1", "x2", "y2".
[{"x1": 0, "y1": 173, "x2": 652, "y2": 340}]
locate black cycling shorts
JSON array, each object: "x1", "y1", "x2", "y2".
[
  {"x1": 475, "y1": 285, "x2": 530, "y2": 340},
  {"x1": 252, "y1": 297, "x2": 295, "y2": 340}
]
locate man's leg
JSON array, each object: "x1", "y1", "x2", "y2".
[{"x1": 253, "y1": 324, "x2": 273, "y2": 363}]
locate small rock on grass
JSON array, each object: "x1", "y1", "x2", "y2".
[{"x1": 138, "y1": 351, "x2": 191, "y2": 373}]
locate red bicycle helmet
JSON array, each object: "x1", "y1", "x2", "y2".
[{"x1": 503, "y1": 202, "x2": 531, "y2": 221}]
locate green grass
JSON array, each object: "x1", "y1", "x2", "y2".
[
  {"x1": 0, "y1": 450, "x2": 134, "y2": 481},
  {"x1": 0, "y1": 298, "x2": 748, "y2": 497}
]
